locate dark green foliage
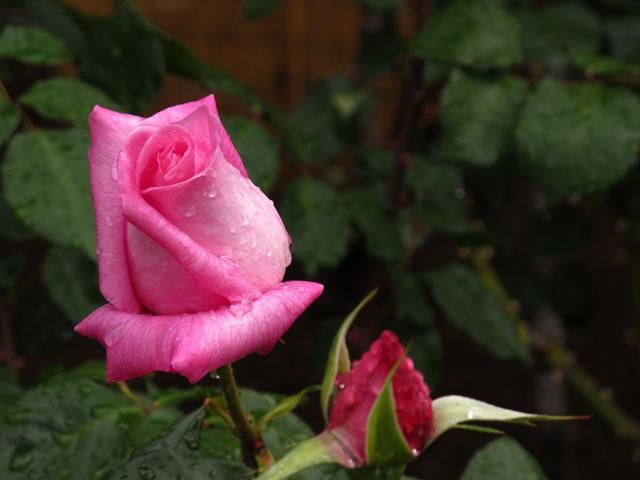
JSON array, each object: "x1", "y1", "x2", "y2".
[
  {"x1": 280, "y1": 177, "x2": 351, "y2": 276},
  {"x1": 244, "y1": 0, "x2": 286, "y2": 19},
  {"x1": 410, "y1": 0, "x2": 522, "y2": 69},
  {"x1": 79, "y1": 2, "x2": 164, "y2": 113},
  {"x1": 440, "y1": 69, "x2": 527, "y2": 166},
  {"x1": 20, "y1": 77, "x2": 123, "y2": 130},
  {"x1": 2, "y1": 129, "x2": 96, "y2": 259},
  {"x1": 222, "y1": 116, "x2": 280, "y2": 193},
  {"x1": 517, "y1": 78, "x2": 640, "y2": 199},
  {"x1": 41, "y1": 246, "x2": 104, "y2": 325},
  {"x1": 426, "y1": 264, "x2": 530, "y2": 361},
  {"x1": 460, "y1": 437, "x2": 549, "y2": 480},
  {"x1": 0, "y1": 24, "x2": 73, "y2": 65},
  {"x1": 519, "y1": 2, "x2": 601, "y2": 72},
  {"x1": 0, "y1": 96, "x2": 20, "y2": 148}
]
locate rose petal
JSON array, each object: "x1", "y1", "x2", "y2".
[
  {"x1": 143, "y1": 149, "x2": 292, "y2": 294},
  {"x1": 141, "y1": 95, "x2": 247, "y2": 178},
  {"x1": 75, "y1": 281, "x2": 324, "y2": 383},
  {"x1": 88, "y1": 106, "x2": 144, "y2": 314},
  {"x1": 117, "y1": 126, "x2": 262, "y2": 306}
]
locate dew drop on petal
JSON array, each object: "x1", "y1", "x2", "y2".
[
  {"x1": 207, "y1": 186, "x2": 218, "y2": 198},
  {"x1": 229, "y1": 223, "x2": 237, "y2": 234},
  {"x1": 185, "y1": 205, "x2": 197, "y2": 217},
  {"x1": 297, "y1": 287, "x2": 305, "y2": 293},
  {"x1": 105, "y1": 216, "x2": 114, "y2": 227},
  {"x1": 241, "y1": 214, "x2": 249, "y2": 226}
]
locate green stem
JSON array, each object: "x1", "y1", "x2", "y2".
[
  {"x1": 470, "y1": 247, "x2": 640, "y2": 450},
  {"x1": 545, "y1": 343, "x2": 640, "y2": 449},
  {"x1": 217, "y1": 364, "x2": 274, "y2": 471}
]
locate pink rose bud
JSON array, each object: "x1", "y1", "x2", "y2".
[
  {"x1": 75, "y1": 95, "x2": 323, "y2": 383},
  {"x1": 327, "y1": 330, "x2": 435, "y2": 466}
]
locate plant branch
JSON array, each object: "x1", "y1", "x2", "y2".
[
  {"x1": 117, "y1": 381, "x2": 149, "y2": 415},
  {"x1": 218, "y1": 363, "x2": 274, "y2": 472},
  {"x1": 0, "y1": 79, "x2": 37, "y2": 131},
  {"x1": 470, "y1": 247, "x2": 640, "y2": 450},
  {"x1": 387, "y1": 0, "x2": 430, "y2": 205}
]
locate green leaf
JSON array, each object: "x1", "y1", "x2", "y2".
[
  {"x1": 394, "y1": 325, "x2": 442, "y2": 388},
  {"x1": 0, "y1": 379, "x2": 139, "y2": 479},
  {"x1": 128, "y1": 407, "x2": 184, "y2": 448},
  {"x1": 347, "y1": 465, "x2": 405, "y2": 480},
  {"x1": 344, "y1": 189, "x2": 404, "y2": 263},
  {"x1": 2, "y1": 128, "x2": 96, "y2": 259},
  {"x1": 606, "y1": 16, "x2": 640, "y2": 64},
  {"x1": 0, "y1": 189, "x2": 34, "y2": 241},
  {"x1": 222, "y1": 116, "x2": 280, "y2": 193},
  {"x1": 460, "y1": 437, "x2": 549, "y2": 480},
  {"x1": 405, "y1": 157, "x2": 472, "y2": 235},
  {"x1": 429, "y1": 395, "x2": 582, "y2": 447},
  {"x1": 425, "y1": 264, "x2": 530, "y2": 361},
  {"x1": 0, "y1": 96, "x2": 20, "y2": 148},
  {"x1": 280, "y1": 177, "x2": 351, "y2": 276},
  {"x1": 20, "y1": 77, "x2": 124, "y2": 130},
  {"x1": 388, "y1": 266, "x2": 434, "y2": 328},
  {"x1": 43, "y1": 360, "x2": 107, "y2": 385},
  {"x1": 257, "y1": 385, "x2": 321, "y2": 431},
  {"x1": 354, "y1": 0, "x2": 404, "y2": 12},
  {"x1": 244, "y1": 0, "x2": 286, "y2": 19},
  {"x1": 519, "y1": 2, "x2": 600, "y2": 72},
  {"x1": 114, "y1": 406, "x2": 250, "y2": 480},
  {"x1": 516, "y1": 78, "x2": 640, "y2": 199},
  {"x1": 0, "y1": 251, "x2": 25, "y2": 290},
  {"x1": 151, "y1": 385, "x2": 220, "y2": 408},
  {"x1": 440, "y1": 69, "x2": 527, "y2": 166},
  {"x1": 26, "y1": 0, "x2": 89, "y2": 56},
  {"x1": 409, "y1": 0, "x2": 522, "y2": 69},
  {"x1": 79, "y1": 1, "x2": 164, "y2": 113},
  {"x1": 0, "y1": 24, "x2": 73, "y2": 65},
  {"x1": 321, "y1": 291, "x2": 377, "y2": 423},
  {"x1": 0, "y1": 366, "x2": 23, "y2": 414},
  {"x1": 366, "y1": 356, "x2": 413, "y2": 466},
  {"x1": 569, "y1": 48, "x2": 640, "y2": 77},
  {"x1": 200, "y1": 426, "x2": 242, "y2": 463},
  {"x1": 262, "y1": 410, "x2": 316, "y2": 460},
  {"x1": 356, "y1": 31, "x2": 402, "y2": 77},
  {"x1": 42, "y1": 246, "x2": 104, "y2": 324}
]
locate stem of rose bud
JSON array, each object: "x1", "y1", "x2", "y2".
[
  {"x1": 116, "y1": 381, "x2": 150, "y2": 415},
  {"x1": 217, "y1": 363, "x2": 274, "y2": 472}
]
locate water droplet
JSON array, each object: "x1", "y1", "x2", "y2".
[
  {"x1": 338, "y1": 384, "x2": 345, "y2": 390},
  {"x1": 210, "y1": 372, "x2": 220, "y2": 380},
  {"x1": 256, "y1": 300, "x2": 262, "y2": 306},
  {"x1": 185, "y1": 436, "x2": 199, "y2": 450},
  {"x1": 96, "y1": 246, "x2": 102, "y2": 256},
  {"x1": 229, "y1": 223, "x2": 236, "y2": 233},
  {"x1": 239, "y1": 236, "x2": 247, "y2": 245},
  {"x1": 266, "y1": 249, "x2": 272, "y2": 257},
  {"x1": 105, "y1": 216, "x2": 114, "y2": 227},
  {"x1": 5, "y1": 410, "x2": 29, "y2": 424},
  {"x1": 189, "y1": 462, "x2": 198, "y2": 470},
  {"x1": 375, "y1": 466, "x2": 393, "y2": 478},
  {"x1": 137, "y1": 466, "x2": 156, "y2": 480},
  {"x1": 250, "y1": 232, "x2": 257, "y2": 249},
  {"x1": 297, "y1": 287, "x2": 305, "y2": 293},
  {"x1": 467, "y1": 410, "x2": 476, "y2": 420},
  {"x1": 161, "y1": 260, "x2": 168, "y2": 267},
  {"x1": 185, "y1": 205, "x2": 197, "y2": 217},
  {"x1": 411, "y1": 448, "x2": 419, "y2": 456},
  {"x1": 241, "y1": 214, "x2": 249, "y2": 226},
  {"x1": 206, "y1": 186, "x2": 218, "y2": 198}
]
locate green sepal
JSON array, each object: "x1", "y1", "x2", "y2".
[
  {"x1": 365, "y1": 352, "x2": 413, "y2": 467},
  {"x1": 256, "y1": 385, "x2": 321, "y2": 430},
  {"x1": 346, "y1": 464, "x2": 406, "y2": 480},
  {"x1": 428, "y1": 395, "x2": 589, "y2": 447},
  {"x1": 321, "y1": 289, "x2": 377, "y2": 422},
  {"x1": 258, "y1": 431, "x2": 356, "y2": 480}
]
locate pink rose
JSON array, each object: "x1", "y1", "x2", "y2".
[
  {"x1": 75, "y1": 95, "x2": 323, "y2": 383},
  {"x1": 327, "y1": 330, "x2": 434, "y2": 465}
]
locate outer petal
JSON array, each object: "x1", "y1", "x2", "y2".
[
  {"x1": 88, "y1": 106, "x2": 144, "y2": 314},
  {"x1": 75, "y1": 281, "x2": 324, "y2": 383},
  {"x1": 117, "y1": 126, "x2": 262, "y2": 305},
  {"x1": 141, "y1": 95, "x2": 247, "y2": 178}
]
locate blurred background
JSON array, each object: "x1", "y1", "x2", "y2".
[{"x1": 1, "y1": 1, "x2": 640, "y2": 479}]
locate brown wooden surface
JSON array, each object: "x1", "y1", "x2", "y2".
[{"x1": 63, "y1": 0, "x2": 361, "y2": 113}]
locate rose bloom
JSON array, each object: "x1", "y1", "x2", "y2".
[
  {"x1": 327, "y1": 331, "x2": 434, "y2": 465},
  {"x1": 75, "y1": 95, "x2": 323, "y2": 383}
]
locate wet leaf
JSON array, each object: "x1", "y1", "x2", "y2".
[{"x1": 0, "y1": 24, "x2": 73, "y2": 65}]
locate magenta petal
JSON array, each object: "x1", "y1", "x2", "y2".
[
  {"x1": 75, "y1": 281, "x2": 324, "y2": 383},
  {"x1": 88, "y1": 106, "x2": 144, "y2": 314},
  {"x1": 141, "y1": 95, "x2": 247, "y2": 178}
]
